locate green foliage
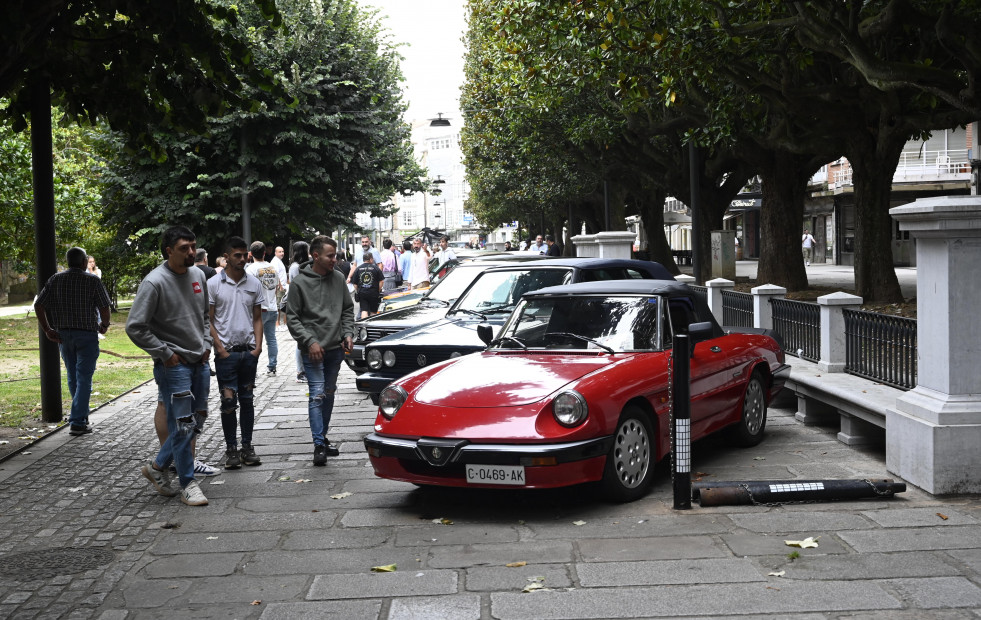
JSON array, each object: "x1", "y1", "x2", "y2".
[
  {"x1": 0, "y1": 104, "x2": 104, "y2": 273},
  {"x1": 98, "y1": 0, "x2": 425, "y2": 250}
]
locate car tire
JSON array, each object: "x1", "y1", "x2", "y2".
[
  {"x1": 731, "y1": 370, "x2": 767, "y2": 447},
  {"x1": 601, "y1": 406, "x2": 654, "y2": 502},
  {"x1": 369, "y1": 393, "x2": 380, "y2": 406}
]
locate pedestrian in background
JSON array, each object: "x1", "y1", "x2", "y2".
[
  {"x1": 529, "y1": 235, "x2": 546, "y2": 253},
  {"x1": 802, "y1": 229, "x2": 816, "y2": 266},
  {"x1": 285, "y1": 236, "x2": 354, "y2": 466},
  {"x1": 271, "y1": 245, "x2": 288, "y2": 327},
  {"x1": 398, "y1": 239, "x2": 412, "y2": 288},
  {"x1": 194, "y1": 249, "x2": 216, "y2": 281},
  {"x1": 208, "y1": 236, "x2": 264, "y2": 470},
  {"x1": 409, "y1": 238, "x2": 432, "y2": 289},
  {"x1": 353, "y1": 252, "x2": 384, "y2": 319},
  {"x1": 34, "y1": 247, "x2": 111, "y2": 436},
  {"x1": 288, "y1": 240, "x2": 310, "y2": 383},
  {"x1": 379, "y1": 239, "x2": 398, "y2": 292},
  {"x1": 545, "y1": 234, "x2": 562, "y2": 257},
  {"x1": 246, "y1": 241, "x2": 280, "y2": 375},
  {"x1": 86, "y1": 255, "x2": 102, "y2": 278},
  {"x1": 127, "y1": 225, "x2": 212, "y2": 506},
  {"x1": 347, "y1": 235, "x2": 381, "y2": 285},
  {"x1": 433, "y1": 236, "x2": 457, "y2": 268}
]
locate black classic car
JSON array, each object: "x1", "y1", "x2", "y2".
[
  {"x1": 346, "y1": 259, "x2": 541, "y2": 374},
  {"x1": 355, "y1": 258, "x2": 675, "y2": 403}
]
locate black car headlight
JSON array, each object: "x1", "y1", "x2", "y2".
[
  {"x1": 383, "y1": 350, "x2": 396, "y2": 367},
  {"x1": 379, "y1": 386, "x2": 408, "y2": 419},
  {"x1": 357, "y1": 326, "x2": 368, "y2": 342},
  {"x1": 552, "y1": 391, "x2": 588, "y2": 427},
  {"x1": 366, "y1": 349, "x2": 383, "y2": 370}
]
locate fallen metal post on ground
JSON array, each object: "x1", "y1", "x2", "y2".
[{"x1": 693, "y1": 478, "x2": 907, "y2": 506}]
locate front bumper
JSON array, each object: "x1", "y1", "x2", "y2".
[
  {"x1": 364, "y1": 432, "x2": 613, "y2": 488},
  {"x1": 771, "y1": 363, "x2": 792, "y2": 395},
  {"x1": 356, "y1": 371, "x2": 399, "y2": 395}
]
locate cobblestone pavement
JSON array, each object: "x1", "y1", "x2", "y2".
[{"x1": 0, "y1": 328, "x2": 979, "y2": 619}]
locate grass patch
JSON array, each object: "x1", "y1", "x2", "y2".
[{"x1": 0, "y1": 308, "x2": 153, "y2": 428}]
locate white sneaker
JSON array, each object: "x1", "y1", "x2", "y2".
[
  {"x1": 141, "y1": 459, "x2": 177, "y2": 497},
  {"x1": 180, "y1": 480, "x2": 209, "y2": 506},
  {"x1": 193, "y1": 460, "x2": 221, "y2": 477},
  {"x1": 805, "y1": 261, "x2": 810, "y2": 266}
]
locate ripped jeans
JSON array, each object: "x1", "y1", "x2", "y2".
[
  {"x1": 302, "y1": 347, "x2": 345, "y2": 446},
  {"x1": 153, "y1": 359, "x2": 211, "y2": 489},
  {"x1": 215, "y1": 350, "x2": 259, "y2": 449}
]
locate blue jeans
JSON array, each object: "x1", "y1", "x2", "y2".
[
  {"x1": 261, "y1": 311, "x2": 278, "y2": 371},
  {"x1": 302, "y1": 347, "x2": 345, "y2": 446},
  {"x1": 153, "y1": 360, "x2": 210, "y2": 488},
  {"x1": 215, "y1": 351, "x2": 259, "y2": 449},
  {"x1": 58, "y1": 329, "x2": 100, "y2": 427}
]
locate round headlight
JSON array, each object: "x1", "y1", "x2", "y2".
[
  {"x1": 552, "y1": 391, "x2": 588, "y2": 427},
  {"x1": 357, "y1": 326, "x2": 368, "y2": 342},
  {"x1": 379, "y1": 385, "x2": 408, "y2": 419},
  {"x1": 449, "y1": 352, "x2": 462, "y2": 359},
  {"x1": 366, "y1": 349, "x2": 382, "y2": 370},
  {"x1": 383, "y1": 350, "x2": 397, "y2": 367}
]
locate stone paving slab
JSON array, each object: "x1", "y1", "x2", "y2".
[
  {"x1": 576, "y1": 558, "x2": 766, "y2": 587},
  {"x1": 754, "y1": 550, "x2": 963, "y2": 580},
  {"x1": 839, "y1": 526, "x2": 981, "y2": 552},
  {"x1": 307, "y1": 569, "x2": 459, "y2": 599},
  {"x1": 258, "y1": 599, "x2": 382, "y2": 620},
  {"x1": 387, "y1": 593, "x2": 482, "y2": 620},
  {"x1": 578, "y1": 535, "x2": 729, "y2": 562}
]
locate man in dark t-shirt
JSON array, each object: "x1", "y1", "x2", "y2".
[{"x1": 353, "y1": 253, "x2": 384, "y2": 318}]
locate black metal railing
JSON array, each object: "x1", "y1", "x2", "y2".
[
  {"x1": 771, "y1": 298, "x2": 820, "y2": 362},
  {"x1": 843, "y1": 309, "x2": 917, "y2": 390},
  {"x1": 688, "y1": 284, "x2": 707, "y2": 305},
  {"x1": 721, "y1": 290, "x2": 753, "y2": 327}
]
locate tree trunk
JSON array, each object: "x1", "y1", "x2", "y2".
[
  {"x1": 847, "y1": 136, "x2": 906, "y2": 303},
  {"x1": 757, "y1": 153, "x2": 811, "y2": 291},
  {"x1": 635, "y1": 187, "x2": 681, "y2": 275}
]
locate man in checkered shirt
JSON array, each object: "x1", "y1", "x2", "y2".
[{"x1": 34, "y1": 247, "x2": 111, "y2": 436}]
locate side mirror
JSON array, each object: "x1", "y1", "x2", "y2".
[
  {"x1": 688, "y1": 321, "x2": 714, "y2": 357},
  {"x1": 477, "y1": 323, "x2": 494, "y2": 346}
]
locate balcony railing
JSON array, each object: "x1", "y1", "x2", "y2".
[{"x1": 829, "y1": 149, "x2": 970, "y2": 189}]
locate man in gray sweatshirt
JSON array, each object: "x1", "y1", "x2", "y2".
[
  {"x1": 126, "y1": 225, "x2": 213, "y2": 506},
  {"x1": 285, "y1": 235, "x2": 354, "y2": 466}
]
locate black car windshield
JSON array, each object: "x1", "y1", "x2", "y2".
[
  {"x1": 497, "y1": 295, "x2": 661, "y2": 352},
  {"x1": 452, "y1": 268, "x2": 573, "y2": 315},
  {"x1": 425, "y1": 266, "x2": 491, "y2": 304}
]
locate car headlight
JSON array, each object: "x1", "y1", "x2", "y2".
[
  {"x1": 383, "y1": 350, "x2": 396, "y2": 367},
  {"x1": 357, "y1": 326, "x2": 368, "y2": 342},
  {"x1": 552, "y1": 391, "x2": 588, "y2": 427},
  {"x1": 366, "y1": 349, "x2": 382, "y2": 370},
  {"x1": 379, "y1": 385, "x2": 408, "y2": 419}
]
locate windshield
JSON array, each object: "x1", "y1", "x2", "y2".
[
  {"x1": 497, "y1": 295, "x2": 661, "y2": 352},
  {"x1": 425, "y1": 266, "x2": 488, "y2": 304},
  {"x1": 452, "y1": 268, "x2": 573, "y2": 315}
]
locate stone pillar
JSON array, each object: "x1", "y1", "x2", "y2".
[
  {"x1": 595, "y1": 231, "x2": 637, "y2": 259},
  {"x1": 817, "y1": 292, "x2": 862, "y2": 373},
  {"x1": 675, "y1": 275, "x2": 696, "y2": 285},
  {"x1": 705, "y1": 278, "x2": 734, "y2": 325},
  {"x1": 887, "y1": 196, "x2": 981, "y2": 494},
  {"x1": 711, "y1": 230, "x2": 736, "y2": 279},
  {"x1": 751, "y1": 284, "x2": 786, "y2": 330},
  {"x1": 571, "y1": 233, "x2": 598, "y2": 257}
]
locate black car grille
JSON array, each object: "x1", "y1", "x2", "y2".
[
  {"x1": 383, "y1": 347, "x2": 480, "y2": 374},
  {"x1": 365, "y1": 326, "x2": 402, "y2": 344}
]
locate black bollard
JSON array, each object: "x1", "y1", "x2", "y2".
[{"x1": 671, "y1": 333, "x2": 691, "y2": 510}]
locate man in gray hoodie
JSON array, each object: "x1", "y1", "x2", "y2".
[
  {"x1": 285, "y1": 235, "x2": 354, "y2": 466},
  {"x1": 126, "y1": 225, "x2": 213, "y2": 506}
]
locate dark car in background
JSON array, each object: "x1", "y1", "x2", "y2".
[{"x1": 356, "y1": 258, "x2": 675, "y2": 403}]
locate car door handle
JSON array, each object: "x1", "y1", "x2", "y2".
[
  {"x1": 710, "y1": 346, "x2": 722, "y2": 353},
  {"x1": 733, "y1": 370, "x2": 742, "y2": 377}
]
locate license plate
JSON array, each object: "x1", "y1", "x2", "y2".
[{"x1": 465, "y1": 464, "x2": 526, "y2": 486}]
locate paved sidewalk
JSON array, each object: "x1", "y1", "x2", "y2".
[{"x1": 1, "y1": 329, "x2": 979, "y2": 619}]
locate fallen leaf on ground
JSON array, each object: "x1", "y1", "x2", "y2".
[
  {"x1": 331, "y1": 492, "x2": 353, "y2": 499},
  {"x1": 753, "y1": 457, "x2": 766, "y2": 461},
  {"x1": 0, "y1": 441, "x2": 7, "y2": 445},
  {"x1": 206, "y1": 536, "x2": 219, "y2": 540},
  {"x1": 68, "y1": 487, "x2": 83, "y2": 492},
  {"x1": 371, "y1": 564, "x2": 397, "y2": 572},
  {"x1": 522, "y1": 582, "x2": 547, "y2": 593},
  {"x1": 784, "y1": 536, "x2": 819, "y2": 549},
  {"x1": 210, "y1": 480, "x2": 225, "y2": 485},
  {"x1": 506, "y1": 561, "x2": 527, "y2": 568},
  {"x1": 294, "y1": 479, "x2": 312, "y2": 483},
  {"x1": 278, "y1": 476, "x2": 291, "y2": 481},
  {"x1": 937, "y1": 512, "x2": 949, "y2": 520},
  {"x1": 250, "y1": 600, "x2": 261, "y2": 605},
  {"x1": 768, "y1": 570, "x2": 786, "y2": 577},
  {"x1": 767, "y1": 586, "x2": 781, "y2": 591},
  {"x1": 432, "y1": 517, "x2": 453, "y2": 525},
  {"x1": 572, "y1": 520, "x2": 586, "y2": 526}
]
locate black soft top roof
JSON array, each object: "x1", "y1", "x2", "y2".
[
  {"x1": 524, "y1": 279, "x2": 724, "y2": 337},
  {"x1": 484, "y1": 257, "x2": 675, "y2": 280}
]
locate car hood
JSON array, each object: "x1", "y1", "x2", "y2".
[
  {"x1": 413, "y1": 353, "x2": 612, "y2": 407},
  {"x1": 362, "y1": 301, "x2": 450, "y2": 328}
]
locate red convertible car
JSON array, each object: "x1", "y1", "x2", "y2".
[{"x1": 363, "y1": 280, "x2": 790, "y2": 502}]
